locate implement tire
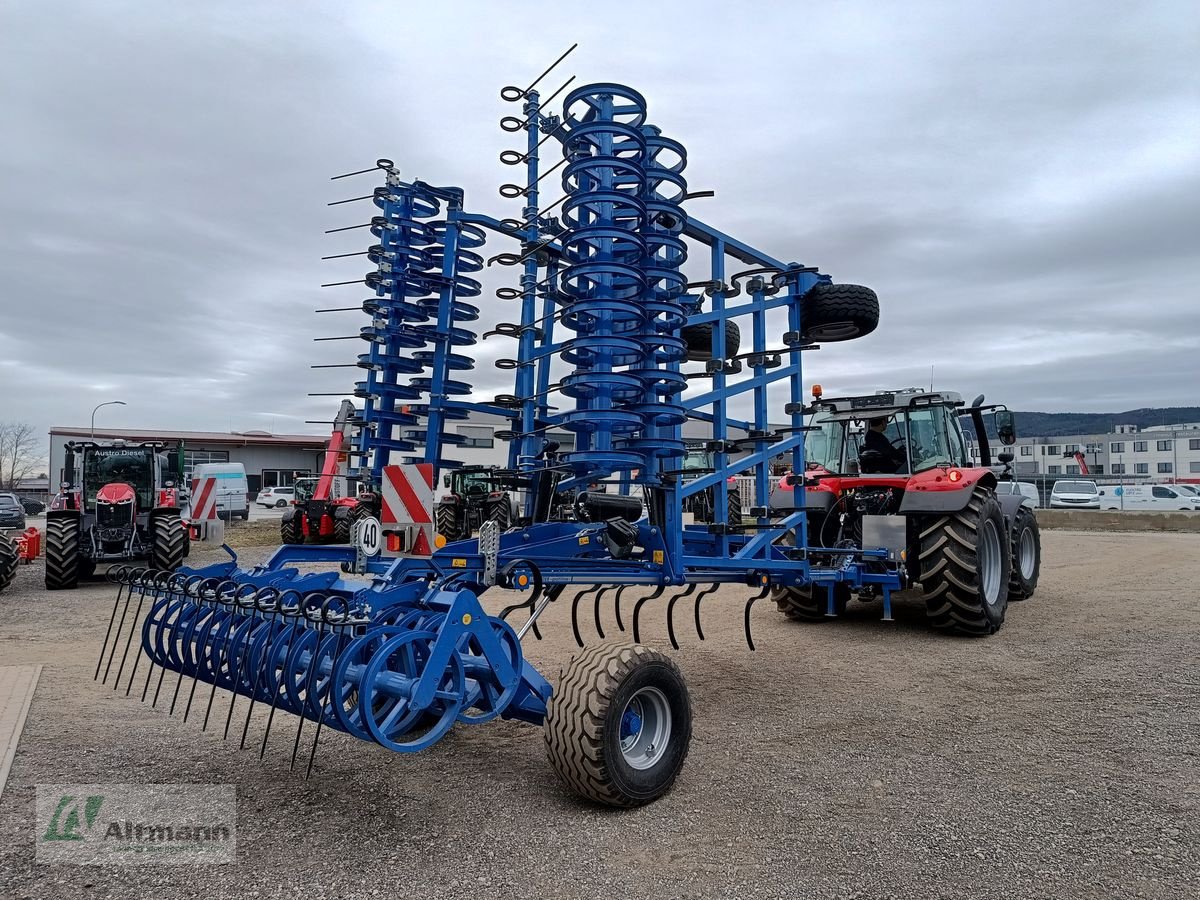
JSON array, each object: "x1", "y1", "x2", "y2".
[
  {"x1": 0, "y1": 536, "x2": 17, "y2": 593},
  {"x1": 1007, "y1": 506, "x2": 1041, "y2": 601},
  {"x1": 45, "y1": 517, "x2": 80, "y2": 591},
  {"x1": 919, "y1": 488, "x2": 1010, "y2": 635},
  {"x1": 545, "y1": 643, "x2": 692, "y2": 808},
  {"x1": 150, "y1": 512, "x2": 187, "y2": 572},
  {"x1": 802, "y1": 283, "x2": 880, "y2": 343},
  {"x1": 681, "y1": 320, "x2": 741, "y2": 361},
  {"x1": 770, "y1": 583, "x2": 850, "y2": 621}
]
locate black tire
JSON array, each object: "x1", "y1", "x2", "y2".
[
  {"x1": 545, "y1": 643, "x2": 692, "y2": 808},
  {"x1": 771, "y1": 583, "x2": 850, "y2": 621},
  {"x1": 45, "y1": 517, "x2": 80, "y2": 591},
  {"x1": 149, "y1": 513, "x2": 187, "y2": 572},
  {"x1": 486, "y1": 497, "x2": 512, "y2": 531},
  {"x1": 0, "y1": 535, "x2": 17, "y2": 593},
  {"x1": 1007, "y1": 507, "x2": 1041, "y2": 601},
  {"x1": 802, "y1": 283, "x2": 879, "y2": 343},
  {"x1": 332, "y1": 508, "x2": 352, "y2": 544},
  {"x1": 275, "y1": 499, "x2": 287, "y2": 508},
  {"x1": 280, "y1": 512, "x2": 300, "y2": 545},
  {"x1": 726, "y1": 487, "x2": 742, "y2": 528},
  {"x1": 241, "y1": 509, "x2": 250, "y2": 521},
  {"x1": 919, "y1": 488, "x2": 1010, "y2": 635},
  {"x1": 435, "y1": 503, "x2": 463, "y2": 541},
  {"x1": 681, "y1": 320, "x2": 741, "y2": 361}
]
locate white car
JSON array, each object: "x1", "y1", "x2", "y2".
[
  {"x1": 994, "y1": 481, "x2": 1041, "y2": 508},
  {"x1": 1099, "y1": 484, "x2": 1200, "y2": 511},
  {"x1": 1050, "y1": 479, "x2": 1100, "y2": 509},
  {"x1": 256, "y1": 486, "x2": 295, "y2": 508}
]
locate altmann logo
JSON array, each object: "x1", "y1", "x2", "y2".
[{"x1": 36, "y1": 784, "x2": 237, "y2": 865}]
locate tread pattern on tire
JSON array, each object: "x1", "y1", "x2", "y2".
[
  {"x1": 280, "y1": 514, "x2": 300, "y2": 545},
  {"x1": 918, "y1": 488, "x2": 1009, "y2": 635},
  {"x1": 771, "y1": 583, "x2": 848, "y2": 621},
  {"x1": 544, "y1": 643, "x2": 692, "y2": 808},
  {"x1": 802, "y1": 283, "x2": 880, "y2": 343},
  {"x1": 487, "y1": 497, "x2": 512, "y2": 531},
  {"x1": 726, "y1": 487, "x2": 742, "y2": 528},
  {"x1": 681, "y1": 320, "x2": 741, "y2": 361},
  {"x1": 435, "y1": 503, "x2": 462, "y2": 541},
  {"x1": 332, "y1": 509, "x2": 352, "y2": 544},
  {"x1": 0, "y1": 536, "x2": 17, "y2": 592},
  {"x1": 1007, "y1": 506, "x2": 1040, "y2": 601},
  {"x1": 150, "y1": 513, "x2": 187, "y2": 572},
  {"x1": 45, "y1": 517, "x2": 80, "y2": 590}
]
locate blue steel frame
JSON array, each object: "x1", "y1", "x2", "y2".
[{"x1": 117, "y1": 80, "x2": 903, "y2": 760}]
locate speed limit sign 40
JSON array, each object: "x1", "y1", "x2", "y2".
[{"x1": 354, "y1": 515, "x2": 383, "y2": 557}]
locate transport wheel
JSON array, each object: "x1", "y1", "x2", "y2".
[
  {"x1": 0, "y1": 535, "x2": 17, "y2": 592},
  {"x1": 681, "y1": 320, "x2": 741, "y2": 361},
  {"x1": 801, "y1": 283, "x2": 879, "y2": 343},
  {"x1": 1007, "y1": 506, "x2": 1041, "y2": 601},
  {"x1": 435, "y1": 503, "x2": 463, "y2": 541},
  {"x1": 919, "y1": 488, "x2": 1010, "y2": 635},
  {"x1": 332, "y1": 508, "x2": 352, "y2": 544},
  {"x1": 770, "y1": 583, "x2": 850, "y2": 621},
  {"x1": 149, "y1": 512, "x2": 187, "y2": 572},
  {"x1": 279, "y1": 512, "x2": 300, "y2": 545},
  {"x1": 45, "y1": 517, "x2": 80, "y2": 590},
  {"x1": 545, "y1": 643, "x2": 692, "y2": 808}
]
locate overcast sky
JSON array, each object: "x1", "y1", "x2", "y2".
[{"x1": 2, "y1": 1, "x2": 1197, "y2": 457}]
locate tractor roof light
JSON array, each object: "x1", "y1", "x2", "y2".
[{"x1": 812, "y1": 384, "x2": 823, "y2": 399}]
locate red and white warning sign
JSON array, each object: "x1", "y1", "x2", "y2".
[
  {"x1": 187, "y1": 476, "x2": 224, "y2": 544},
  {"x1": 380, "y1": 464, "x2": 434, "y2": 555}
]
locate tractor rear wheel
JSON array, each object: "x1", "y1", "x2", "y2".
[
  {"x1": 681, "y1": 320, "x2": 741, "y2": 361},
  {"x1": 280, "y1": 512, "x2": 300, "y2": 545},
  {"x1": 45, "y1": 517, "x2": 80, "y2": 590},
  {"x1": 150, "y1": 513, "x2": 187, "y2": 572},
  {"x1": 545, "y1": 643, "x2": 692, "y2": 808},
  {"x1": 435, "y1": 502, "x2": 463, "y2": 542},
  {"x1": 727, "y1": 487, "x2": 743, "y2": 528},
  {"x1": 802, "y1": 283, "x2": 879, "y2": 343},
  {"x1": 919, "y1": 488, "x2": 1010, "y2": 635},
  {"x1": 771, "y1": 583, "x2": 850, "y2": 621},
  {"x1": 1007, "y1": 506, "x2": 1041, "y2": 601},
  {"x1": 0, "y1": 535, "x2": 17, "y2": 592},
  {"x1": 487, "y1": 497, "x2": 512, "y2": 531}
]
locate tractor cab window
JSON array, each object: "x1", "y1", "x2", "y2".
[
  {"x1": 452, "y1": 470, "x2": 492, "y2": 498},
  {"x1": 83, "y1": 449, "x2": 155, "y2": 510},
  {"x1": 804, "y1": 411, "x2": 849, "y2": 472},
  {"x1": 905, "y1": 407, "x2": 965, "y2": 472},
  {"x1": 293, "y1": 478, "x2": 318, "y2": 504},
  {"x1": 682, "y1": 447, "x2": 712, "y2": 472}
]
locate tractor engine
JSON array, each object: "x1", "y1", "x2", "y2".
[{"x1": 93, "y1": 483, "x2": 138, "y2": 552}]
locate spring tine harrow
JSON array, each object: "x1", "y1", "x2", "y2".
[
  {"x1": 743, "y1": 583, "x2": 774, "y2": 651},
  {"x1": 304, "y1": 596, "x2": 355, "y2": 778},
  {"x1": 239, "y1": 590, "x2": 299, "y2": 749},
  {"x1": 632, "y1": 586, "x2": 667, "y2": 644},
  {"x1": 665, "y1": 583, "x2": 698, "y2": 650},
  {"x1": 96, "y1": 566, "x2": 134, "y2": 680},
  {"x1": 570, "y1": 586, "x2": 601, "y2": 648},
  {"x1": 259, "y1": 593, "x2": 306, "y2": 760},
  {"x1": 100, "y1": 567, "x2": 144, "y2": 684},
  {"x1": 614, "y1": 585, "x2": 634, "y2": 633},
  {"x1": 181, "y1": 579, "x2": 234, "y2": 721},
  {"x1": 692, "y1": 584, "x2": 720, "y2": 642},
  {"x1": 113, "y1": 570, "x2": 168, "y2": 692},
  {"x1": 592, "y1": 585, "x2": 619, "y2": 640},
  {"x1": 290, "y1": 593, "x2": 332, "y2": 771}
]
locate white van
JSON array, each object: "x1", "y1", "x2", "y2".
[
  {"x1": 188, "y1": 463, "x2": 250, "y2": 521},
  {"x1": 1098, "y1": 484, "x2": 1200, "y2": 511},
  {"x1": 1050, "y1": 479, "x2": 1100, "y2": 509}
]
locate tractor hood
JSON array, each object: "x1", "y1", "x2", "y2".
[{"x1": 96, "y1": 483, "x2": 137, "y2": 505}]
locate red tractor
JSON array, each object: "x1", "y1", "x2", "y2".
[
  {"x1": 45, "y1": 441, "x2": 188, "y2": 589},
  {"x1": 770, "y1": 388, "x2": 1040, "y2": 636}
]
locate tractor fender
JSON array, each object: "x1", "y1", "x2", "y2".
[
  {"x1": 994, "y1": 492, "x2": 1026, "y2": 526},
  {"x1": 898, "y1": 469, "x2": 997, "y2": 514}
]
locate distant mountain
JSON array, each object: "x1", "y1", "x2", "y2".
[{"x1": 1008, "y1": 408, "x2": 1200, "y2": 438}]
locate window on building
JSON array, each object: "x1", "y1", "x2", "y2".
[
  {"x1": 1047, "y1": 445, "x2": 1059, "y2": 455},
  {"x1": 1086, "y1": 443, "x2": 1103, "y2": 454},
  {"x1": 1135, "y1": 463, "x2": 1149, "y2": 475},
  {"x1": 1048, "y1": 465, "x2": 1060, "y2": 474},
  {"x1": 1066, "y1": 465, "x2": 1080, "y2": 475},
  {"x1": 1092, "y1": 464, "x2": 1104, "y2": 475},
  {"x1": 1110, "y1": 463, "x2": 1125, "y2": 475},
  {"x1": 457, "y1": 425, "x2": 494, "y2": 449},
  {"x1": 1020, "y1": 445, "x2": 1032, "y2": 456},
  {"x1": 1065, "y1": 444, "x2": 1078, "y2": 453},
  {"x1": 1110, "y1": 442, "x2": 1124, "y2": 454},
  {"x1": 1190, "y1": 439, "x2": 1200, "y2": 451},
  {"x1": 1133, "y1": 441, "x2": 1147, "y2": 453},
  {"x1": 1157, "y1": 440, "x2": 1172, "y2": 452},
  {"x1": 1158, "y1": 462, "x2": 1173, "y2": 474},
  {"x1": 182, "y1": 450, "x2": 230, "y2": 482},
  {"x1": 261, "y1": 469, "x2": 310, "y2": 488},
  {"x1": 1191, "y1": 462, "x2": 1200, "y2": 474}
]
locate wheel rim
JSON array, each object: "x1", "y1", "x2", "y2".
[
  {"x1": 806, "y1": 321, "x2": 860, "y2": 342},
  {"x1": 978, "y1": 518, "x2": 1002, "y2": 606},
  {"x1": 1018, "y1": 526, "x2": 1037, "y2": 580},
  {"x1": 618, "y1": 686, "x2": 672, "y2": 770}
]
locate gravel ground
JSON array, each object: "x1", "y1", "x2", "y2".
[{"x1": 0, "y1": 530, "x2": 1197, "y2": 900}]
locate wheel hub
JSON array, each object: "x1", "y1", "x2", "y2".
[{"x1": 618, "y1": 686, "x2": 672, "y2": 770}]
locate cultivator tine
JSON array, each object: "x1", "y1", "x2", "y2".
[
  {"x1": 570, "y1": 586, "x2": 601, "y2": 648},
  {"x1": 614, "y1": 586, "x2": 632, "y2": 633},
  {"x1": 239, "y1": 590, "x2": 298, "y2": 749},
  {"x1": 305, "y1": 596, "x2": 354, "y2": 779},
  {"x1": 593, "y1": 585, "x2": 618, "y2": 640},
  {"x1": 498, "y1": 582, "x2": 547, "y2": 640},
  {"x1": 201, "y1": 584, "x2": 262, "y2": 732},
  {"x1": 632, "y1": 586, "x2": 667, "y2": 644},
  {"x1": 259, "y1": 593, "x2": 306, "y2": 760},
  {"x1": 181, "y1": 579, "x2": 234, "y2": 721},
  {"x1": 290, "y1": 594, "x2": 331, "y2": 772},
  {"x1": 149, "y1": 575, "x2": 201, "y2": 707},
  {"x1": 100, "y1": 567, "x2": 144, "y2": 684},
  {"x1": 114, "y1": 571, "x2": 168, "y2": 692},
  {"x1": 665, "y1": 584, "x2": 698, "y2": 651},
  {"x1": 743, "y1": 582, "x2": 773, "y2": 651},
  {"x1": 96, "y1": 566, "x2": 134, "y2": 680},
  {"x1": 692, "y1": 584, "x2": 719, "y2": 642}
]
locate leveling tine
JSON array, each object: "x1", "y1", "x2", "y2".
[
  {"x1": 147, "y1": 576, "x2": 201, "y2": 705},
  {"x1": 593, "y1": 585, "x2": 619, "y2": 640},
  {"x1": 692, "y1": 584, "x2": 720, "y2": 642},
  {"x1": 305, "y1": 597, "x2": 353, "y2": 779},
  {"x1": 291, "y1": 595, "x2": 332, "y2": 772},
  {"x1": 665, "y1": 583, "x2": 699, "y2": 651},
  {"x1": 570, "y1": 586, "x2": 602, "y2": 648},
  {"x1": 96, "y1": 566, "x2": 134, "y2": 680},
  {"x1": 202, "y1": 585, "x2": 262, "y2": 731},
  {"x1": 238, "y1": 591, "x2": 296, "y2": 748},
  {"x1": 743, "y1": 583, "x2": 774, "y2": 652},
  {"x1": 632, "y1": 586, "x2": 667, "y2": 644},
  {"x1": 180, "y1": 580, "x2": 232, "y2": 720},
  {"x1": 100, "y1": 568, "x2": 143, "y2": 684},
  {"x1": 113, "y1": 571, "x2": 169, "y2": 692},
  {"x1": 132, "y1": 574, "x2": 191, "y2": 698},
  {"x1": 614, "y1": 585, "x2": 633, "y2": 633},
  {"x1": 259, "y1": 595, "x2": 306, "y2": 760}
]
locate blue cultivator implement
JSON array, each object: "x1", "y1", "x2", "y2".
[{"x1": 96, "y1": 51, "x2": 911, "y2": 807}]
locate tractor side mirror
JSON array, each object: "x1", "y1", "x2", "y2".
[
  {"x1": 995, "y1": 410, "x2": 1017, "y2": 445},
  {"x1": 997, "y1": 452, "x2": 1014, "y2": 465}
]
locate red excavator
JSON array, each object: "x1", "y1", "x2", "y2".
[
  {"x1": 280, "y1": 401, "x2": 375, "y2": 544},
  {"x1": 1062, "y1": 449, "x2": 1090, "y2": 475}
]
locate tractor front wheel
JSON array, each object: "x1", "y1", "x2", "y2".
[
  {"x1": 771, "y1": 583, "x2": 850, "y2": 621},
  {"x1": 0, "y1": 535, "x2": 17, "y2": 593},
  {"x1": 545, "y1": 643, "x2": 692, "y2": 808},
  {"x1": 150, "y1": 513, "x2": 187, "y2": 572},
  {"x1": 1007, "y1": 506, "x2": 1041, "y2": 601},
  {"x1": 919, "y1": 488, "x2": 1010, "y2": 635},
  {"x1": 45, "y1": 517, "x2": 81, "y2": 590},
  {"x1": 487, "y1": 497, "x2": 512, "y2": 532},
  {"x1": 280, "y1": 511, "x2": 300, "y2": 545},
  {"x1": 435, "y1": 502, "x2": 464, "y2": 542},
  {"x1": 332, "y1": 508, "x2": 352, "y2": 544}
]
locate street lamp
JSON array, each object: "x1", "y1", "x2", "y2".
[{"x1": 91, "y1": 401, "x2": 127, "y2": 439}]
